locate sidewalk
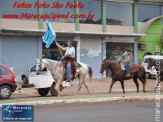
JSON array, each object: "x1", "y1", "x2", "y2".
[
  {"x1": 0, "y1": 78, "x2": 162, "y2": 107},
  {"x1": 13, "y1": 78, "x2": 163, "y2": 97}
]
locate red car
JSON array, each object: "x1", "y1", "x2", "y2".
[{"x1": 0, "y1": 64, "x2": 17, "y2": 99}]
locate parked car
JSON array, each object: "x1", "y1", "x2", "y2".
[
  {"x1": 0, "y1": 64, "x2": 17, "y2": 99},
  {"x1": 142, "y1": 55, "x2": 163, "y2": 79},
  {"x1": 21, "y1": 66, "x2": 48, "y2": 84}
]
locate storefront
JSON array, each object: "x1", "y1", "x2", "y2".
[{"x1": 0, "y1": 28, "x2": 144, "y2": 80}]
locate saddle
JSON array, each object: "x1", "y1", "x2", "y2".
[
  {"x1": 120, "y1": 62, "x2": 139, "y2": 79},
  {"x1": 63, "y1": 60, "x2": 81, "y2": 68},
  {"x1": 63, "y1": 58, "x2": 81, "y2": 81},
  {"x1": 120, "y1": 62, "x2": 139, "y2": 73},
  {"x1": 129, "y1": 63, "x2": 139, "y2": 73}
]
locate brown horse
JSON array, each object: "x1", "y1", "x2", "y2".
[
  {"x1": 100, "y1": 59, "x2": 146, "y2": 94},
  {"x1": 147, "y1": 58, "x2": 163, "y2": 72},
  {"x1": 147, "y1": 58, "x2": 163, "y2": 91}
]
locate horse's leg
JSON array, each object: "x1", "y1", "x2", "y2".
[
  {"x1": 120, "y1": 80, "x2": 125, "y2": 94},
  {"x1": 133, "y1": 76, "x2": 139, "y2": 93},
  {"x1": 76, "y1": 76, "x2": 83, "y2": 96},
  {"x1": 55, "y1": 79, "x2": 63, "y2": 97},
  {"x1": 138, "y1": 77, "x2": 146, "y2": 93},
  {"x1": 82, "y1": 80, "x2": 91, "y2": 95},
  {"x1": 109, "y1": 79, "x2": 116, "y2": 94}
]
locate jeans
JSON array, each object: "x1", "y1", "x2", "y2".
[
  {"x1": 124, "y1": 62, "x2": 130, "y2": 74},
  {"x1": 67, "y1": 62, "x2": 71, "y2": 78}
]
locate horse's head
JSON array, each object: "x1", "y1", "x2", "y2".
[
  {"x1": 36, "y1": 58, "x2": 46, "y2": 73},
  {"x1": 147, "y1": 58, "x2": 156, "y2": 70},
  {"x1": 100, "y1": 59, "x2": 108, "y2": 74}
]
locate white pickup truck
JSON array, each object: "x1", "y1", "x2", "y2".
[{"x1": 142, "y1": 55, "x2": 163, "y2": 79}]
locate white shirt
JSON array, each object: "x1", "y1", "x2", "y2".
[{"x1": 65, "y1": 47, "x2": 75, "y2": 58}]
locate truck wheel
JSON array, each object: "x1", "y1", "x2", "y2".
[
  {"x1": 145, "y1": 72, "x2": 151, "y2": 79},
  {"x1": 38, "y1": 88, "x2": 49, "y2": 96},
  {"x1": 50, "y1": 83, "x2": 58, "y2": 96},
  {"x1": 0, "y1": 85, "x2": 12, "y2": 99},
  {"x1": 22, "y1": 76, "x2": 28, "y2": 84}
]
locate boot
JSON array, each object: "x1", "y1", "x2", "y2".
[
  {"x1": 66, "y1": 77, "x2": 71, "y2": 82},
  {"x1": 125, "y1": 74, "x2": 131, "y2": 77}
]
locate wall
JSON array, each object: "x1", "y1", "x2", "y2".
[
  {"x1": 0, "y1": 36, "x2": 2, "y2": 64},
  {"x1": 80, "y1": 37, "x2": 105, "y2": 77},
  {"x1": 1, "y1": 35, "x2": 42, "y2": 81},
  {"x1": 0, "y1": 19, "x2": 39, "y2": 29},
  {"x1": 138, "y1": 18, "x2": 163, "y2": 62}
]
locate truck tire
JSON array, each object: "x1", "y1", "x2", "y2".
[
  {"x1": 145, "y1": 72, "x2": 151, "y2": 79},
  {"x1": 22, "y1": 76, "x2": 28, "y2": 84},
  {"x1": 50, "y1": 83, "x2": 58, "y2": 96},
  {"x1": 0, "y1": 85, "x2": 12, "y2": 99},
  {"x1": 38, "y1": 88, "x2": 49, "y2": 96}
]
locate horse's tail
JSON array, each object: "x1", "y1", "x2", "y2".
[{"x1": 88, "y1": 66, "x2": 93, "y2": 83}]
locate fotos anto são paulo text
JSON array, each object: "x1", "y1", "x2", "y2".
[{"x1": 13, "y1": 1, "x2": 85, "y2": 9}]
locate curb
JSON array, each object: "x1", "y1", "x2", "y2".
[{"x1": 0, "y1": 95, "x2": 162, "y2": 108}]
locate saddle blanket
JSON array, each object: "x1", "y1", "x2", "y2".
[{"x1": 129, "y1": 63, "x2": 139, "y2": 72}]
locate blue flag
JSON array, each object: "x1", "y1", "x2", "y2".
[{"x1": 42, "y1": 20, "x2": 56, "y2": 48}]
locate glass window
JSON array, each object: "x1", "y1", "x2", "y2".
[
  {"x1": 42, "y1": 39, "x2": 77, "y2": 60},
  {"x1": 0, "y1": 0, "x2": 37, "y2": 20},
  {"x1": 144, "y1": 58, "x2": 149, "y2": 63},
  {"x1": 161, "y1": 6, "x2": 163, "y2": 23},
  {"x1": 43, "y1": 0, "x2": 59, "y2": 22},
  {"x1": 106, "y1": 42, "x2": 134, "y2": 62},
  {"x1": 58, "y1": 0, "x2": 75, "y2": 23},
  {"x1": 138, "y1": 4, "x2": 160, "y2": 22},
  {"x1": 31, "y1": 66, "x2": 36, "y2": 72},
  {"x1": 79, "y1": 0, "x2": 101, "y2": 24},
  {"x1": 43, "y1": 0, "x2": 75, "y2": 23},
  {"x1": 0, "y1": 66, "x2": 9, "y2": 75},
  {"x1": 106, "y1": 2, "x2": 133, "y2": 26}
]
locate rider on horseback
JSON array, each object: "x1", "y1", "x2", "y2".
[
  {"x1": 56, "y1": 40, "x2": 76, "y2": 82},
  {"x1": 117, "y1": 50, "x2": 132, "y2": 77}
]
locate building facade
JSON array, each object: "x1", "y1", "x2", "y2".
[{"x1": 0, "y1": 0, "x2": 163, "y2": 80}]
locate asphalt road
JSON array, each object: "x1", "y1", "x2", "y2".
[{"x1": 31, "y1": 101, "x2": 162, "y2": 122}]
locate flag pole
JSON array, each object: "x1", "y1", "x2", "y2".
[{"x1": 55, "y1": 39, "x2": 63, "y2": 57}]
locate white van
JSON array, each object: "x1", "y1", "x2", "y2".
[{"x1": 142, "y1": 55, "x2": 163, "y2": 79}]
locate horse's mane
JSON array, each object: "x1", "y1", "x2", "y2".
[
  {"x1": 42, "y1": 59, "x2": 61, "y2": 68},
  {"x1": 107, "y1": 59, "x2": 119, "y2": 66}
]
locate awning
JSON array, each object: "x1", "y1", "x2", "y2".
[{"x1": 0, "y1": 28, "x2": 145, "y2": 38}]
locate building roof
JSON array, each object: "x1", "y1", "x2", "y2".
[
  {"x1": 140, "y1": 15, "x2": 163, "y2": 34},
  {"x1": 0, "y1": 28, "x2": 145, "y2": 38}
]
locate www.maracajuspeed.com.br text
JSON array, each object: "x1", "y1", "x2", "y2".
[{"x1": 2, "y1": 12, "x2": 94, "y2": 20}]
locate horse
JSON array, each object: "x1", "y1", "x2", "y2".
[
  {"x1": 147, "y1": 58, "x2": 163, "y2": 91},
  {"x1": 37, "y1": 58, "x2": 93, "y2": 96},
  {"x1": 147, "y1": 58, "x2": 163, "y2": 72},
  {"x1": 100, "y1": 59, "x2": 146, "y2": 94}
]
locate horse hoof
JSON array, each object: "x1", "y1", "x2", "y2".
[{"x1": 58, "y1": 93, "x2": 64, "y2": 97}]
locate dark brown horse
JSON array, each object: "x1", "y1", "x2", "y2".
[
  {"x1": 100, "y1": 59, "x2": 146, "y2": 94},
  {"x1": 147, "y1": 58, "x2": 163, "y2": 72},
  {"x1": 147, "y1": 58, "x2": 163, "y2": 91}
]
